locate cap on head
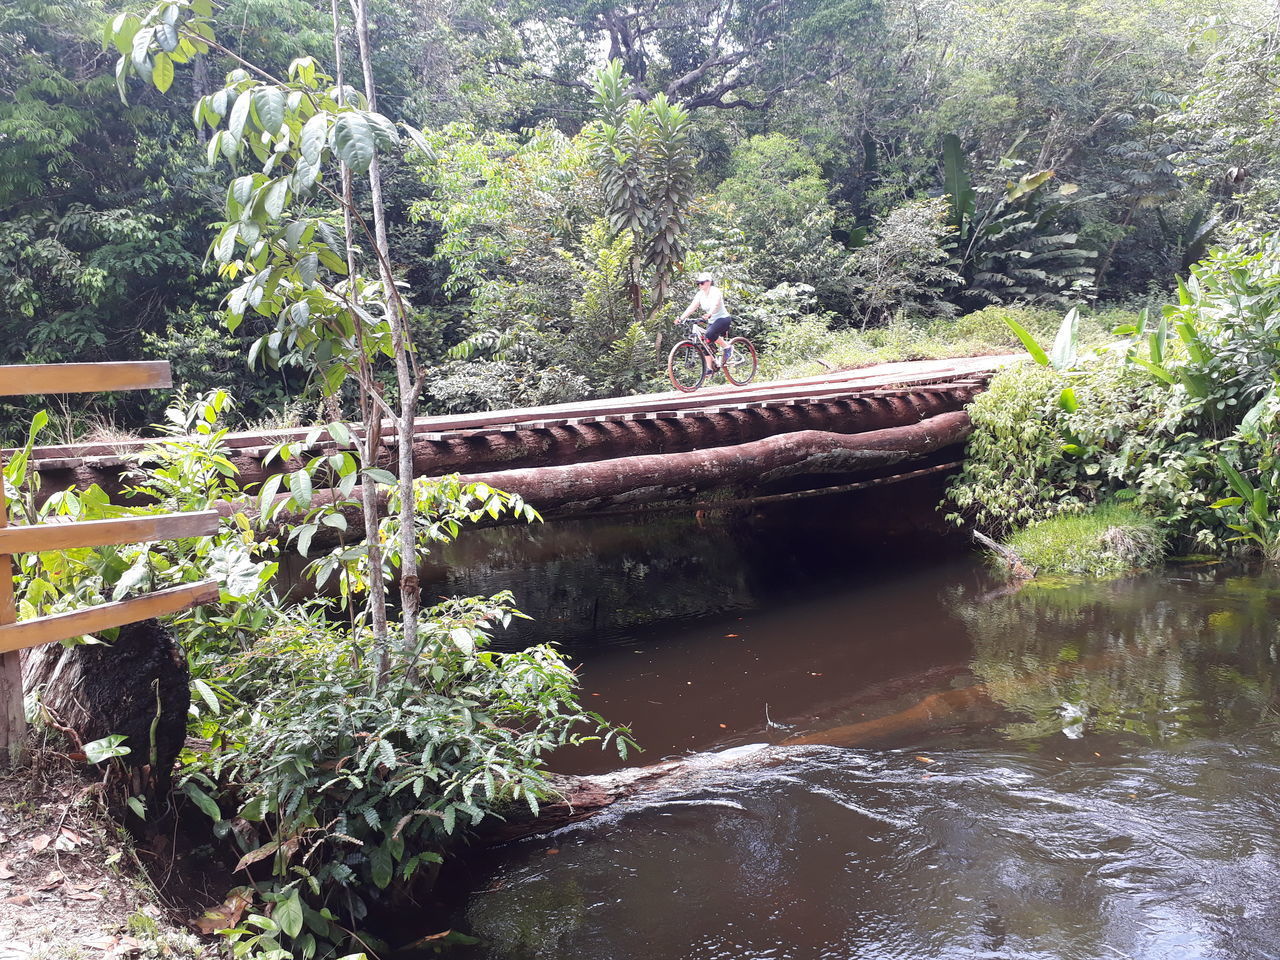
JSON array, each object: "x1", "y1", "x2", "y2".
[{"x1": 695, "y1": 272, "x2": 714, "y2": 284}]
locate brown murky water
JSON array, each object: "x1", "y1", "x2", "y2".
[{"x1": 418, "y1": 482, "x2": 1280, "y2": 960}]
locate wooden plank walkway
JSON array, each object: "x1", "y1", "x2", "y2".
[{"x1": 19, "y1": 355, "x2": 1008, "y2": 467}]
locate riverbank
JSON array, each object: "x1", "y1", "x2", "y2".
[{"x1": 0, "y1": 754, "x2": 211, "y2": 959}]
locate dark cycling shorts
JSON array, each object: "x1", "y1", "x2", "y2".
[{"x1": 705, "y1": 314, "x2": 732, "y2": 342}]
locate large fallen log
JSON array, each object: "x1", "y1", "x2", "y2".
[
  {"x1": 242, "y1": 409, "x2": 973, "y2": 539},
  {"x1": 479, "y1": 672, "x2": 998, "y2": 845},
  {"x1": 436, "y1": 409, "x2": 972, "y2": 515}
]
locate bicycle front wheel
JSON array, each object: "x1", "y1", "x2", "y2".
[
  {"x1": 667, "y1": 341, "x2": 707, "y2": 392},
  {"x1": 723, "y1": 337, "x2": 758, "y2": 386}
]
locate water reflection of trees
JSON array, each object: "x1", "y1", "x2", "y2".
[
  {"x1": 423, "y1": 515, "x2": 757, "y2": 645},
  {"x1": 952, "y1": 565, "x2": 1280, "y2": 743},
  {"x1": 422, "y1": 491, "x2": 954, "y2": 648}
]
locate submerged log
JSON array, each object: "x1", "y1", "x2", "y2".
[
  {"x1": 22, "y1": 618, "x2": 190, "y2": 786},
  {"x1": 478, "y1": 666, "x2": 999, "y2": 846},
  {"x1": 972, "y1": 529, "x2": 1036, "y2": 580}
]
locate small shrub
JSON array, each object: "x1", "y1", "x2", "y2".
[{"x1": 1003, "y1": 504, "x2": 1166, "y2": 578}]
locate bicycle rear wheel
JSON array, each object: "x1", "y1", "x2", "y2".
[
  {"x1": 723, "y1": 337, "x2": 758, "y2": 386},
  {"x1": 667, "y1": 340, "x2": 707, "y2": 392}
]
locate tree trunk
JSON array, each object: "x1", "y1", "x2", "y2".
[
  {"x1": 332, "y1": 0, "x2": 390, "y2": 672},
  {"x1": 350, "y1": 0, "x2": 424, "y2": 651},
  {"x1": 22, "y1": 619, "x2": 190, "y2": 790}
]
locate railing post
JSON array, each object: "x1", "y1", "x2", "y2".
[{"x1": 0, "y1": 452, "x2": 24, "y2": 766}]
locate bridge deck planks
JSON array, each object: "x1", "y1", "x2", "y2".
[{"x1": 19, "y1": 356, "x2": 1008, "y2": 464}]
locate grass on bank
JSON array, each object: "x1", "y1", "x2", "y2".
[
  {"x1": 756, "y1": 304, "x2": 1126, "y2": 382},
  {"x1": 999, "y1": 503, "x2": 1166, "y2": 579}
]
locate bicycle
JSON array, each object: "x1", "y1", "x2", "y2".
[{"x1": 666, "y1": 320, "x2": 758, "y2": 393}]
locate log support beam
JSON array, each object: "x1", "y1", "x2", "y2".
[{"x1": 246, "y1": 410, "x2": 974, "y2": 542}]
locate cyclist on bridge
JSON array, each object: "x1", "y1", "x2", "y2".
[{"x1": 676, "y1": 272, "x2": 734, "y2": 371}]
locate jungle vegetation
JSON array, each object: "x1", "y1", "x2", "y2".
[{"x1": 8, "y1": 0, "x2": 1280, "y2": 954}]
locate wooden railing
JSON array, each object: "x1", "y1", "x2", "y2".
[{"x1": 0, "y1": 362, "x2": 219, "y2": 764}]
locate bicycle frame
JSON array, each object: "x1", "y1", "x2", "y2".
[{"x1": 684, "y1": 322, "x2": 717, "y2": 358}]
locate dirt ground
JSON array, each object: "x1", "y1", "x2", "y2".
[{"x1": 0, "y1": 753, "x2": 214, "y2": 960}]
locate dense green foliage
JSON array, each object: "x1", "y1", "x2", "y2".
[{"x1": 950, "y1": 232, "x2": 1280, "y2": 563}]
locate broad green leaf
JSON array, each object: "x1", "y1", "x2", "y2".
[
  {"x1": 239, "y1": 795, "x2": 267, "y2": 821},
  {"x1": 275, "y1": 889, "x2": 304, "y2": 938},
  {"x1": 400, "y1": 123, "x2": 436, "y2": 161},
  {"x1": 288, "y1": 469, "x2": 313, "y2": 509},
  {"x1": 300, "y1": 113, "x2": 328, "y2": 165},
  {"x1": 185, "y1": 784, "x2": 222, "y2": 822},
  {"x1": 1210, "y1": 497, "x2": 1244, "y2": 510},
  {"x1": 1057, "y1": 387, "x2": 1078, "y2": 412},
  {"x1": 154, "y1": 21, "x2": 179, "y2": 52},
  {"x1": 942, "y1": 133, "x2": 972, "y2": 231},
  {"x1": 130, "y1": 26, "x2": 153, "y2": 71},
  {"x1": 369, "y1": 845, "x2": 393, "y2": 889},
  {"x1": 1238, "y1": 388, "x2": 1276, "y2": 442},
  {"x1": 1049, "y1": 307, "x2": 1079, "y2": 371},
  {"x1": 1149, "y1": 315, "x2": 1168, "y2": 366},
  {"x1": 284, "y1": 220, "x2": 309, "y2": 251},
  {"x1": 1001, "y1": 314, "x2": 1050, "y2": 367},
  {"x1": 1131, "y1": 357, "x2": 1175, "y2": 385},
  {"x1": 193, "y1": 678, "x2": 220, "y2": 715},
  {"x1": 450, "y1": 627, "x2": 475, "y2": 654},
  {"x1": 262, "y1": 179, "x2": 288, "y2": 220},
  {"x1": 1174, "y1": 318, "x2": 1206, "y2": 365},
  {"x1": 296, "y1": 252, "x2": 318, "y2": 287},
  {"x1": 152, "y1": 52, "x2": 174, "y2": 93},
  {"x1": 1007, "y1": 168, "x2": 1055, "y2": 201},
  {"x1": 364, "y1": 112, "x2": 400, "y2": 151},
  {"x1": 327, "y1": 421, "x2": 353, "y2": 446},
  {"x1": 228, "y1": 90, "x2": 252, "y2": 142},
  {"x1": 254, "y1": 87, "x2": 286, "y2": 135},
  {"x1": 1217, "y1": 455, "x2": 1256, "y2": 501},
  {"x1": 111, "y1": 13, "x2": 141, "y2": 55},
  {"x1": 115, "y1": 54, "x2": 129, "y2": 102},
  {"x1": 213, "y1": 223, "x2": 238, "y2": 263},
  {"x1": 1252, "y1": 489, "x2": 1269, "y2": 522},
  {"x1": 84, "y1": 734, "x2": 130, "y2": 764},
  {"x1": 1176, "y1": 370, "x2": 1209, "y2": 399},
  {"x1": 332, "y1": 112, "x2": 375, "y2": 174},
  {"x1": 1176, "y1": 274, "x2": 1191, "y2": 306}
]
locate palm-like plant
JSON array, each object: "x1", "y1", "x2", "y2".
[
  {"x1": 590, "y1": 60, "x2": 696, "y2": 324},
  {"x1": 943, "y1": 134, "x2": 1097, "y2": 308}
]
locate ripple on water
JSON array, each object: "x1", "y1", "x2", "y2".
[{"x1": 460, "y1": 741, "x2": 1280, "y2": 960}]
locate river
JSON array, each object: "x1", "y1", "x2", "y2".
[{"x1": 415, "y1": 479, "x2": 1280, "y2": 960}]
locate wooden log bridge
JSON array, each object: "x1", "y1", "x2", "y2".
[{"x1": 19, "y1": 356, "x2": 1005, "y2": 531}]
